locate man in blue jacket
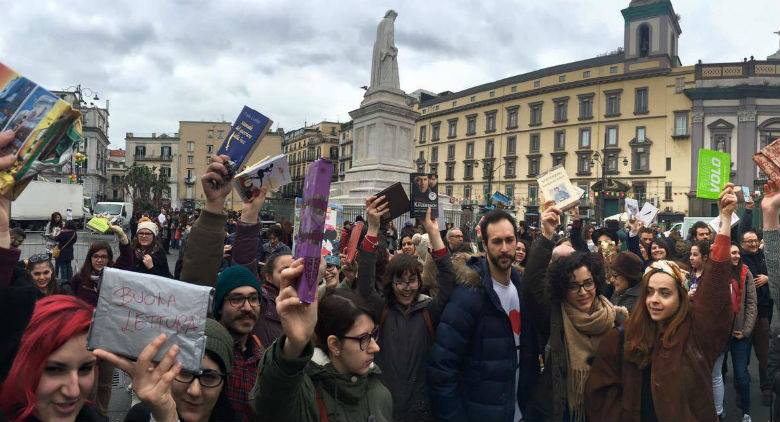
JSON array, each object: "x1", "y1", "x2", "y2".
[{"x1": 428, "y1": 209, "x2": 538, "y2": 422}]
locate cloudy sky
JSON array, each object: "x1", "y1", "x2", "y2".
[{"x1": 1, "y1": 0, "x2": 778, "y2": 148}]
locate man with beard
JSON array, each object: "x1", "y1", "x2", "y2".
[
  {"x1": 213, "y1": 265, "x2": 263, "y2": 422},
  {"x1": 428, "y1": 209, "x2": 538, "y2": 422}
]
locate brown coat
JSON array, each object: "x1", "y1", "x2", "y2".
[{"x1": 585, "y1": 234, "x2": 734, "y2": 422}]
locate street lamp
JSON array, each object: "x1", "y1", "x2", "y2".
[
  {"x1": 473, "y1": 160, "x2": 504, "y2": 207},
  {"x1": 590, "y1": 151, "x2": 629, "y2": 224}
]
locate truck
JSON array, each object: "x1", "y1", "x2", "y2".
[
  {"x1": 90, "y1": 201, "x2": 134, "y2": 230},
  {"x1": 10, "y1": 181, "x2": 90, "y2": 230}
]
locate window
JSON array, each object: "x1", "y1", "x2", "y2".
[
  {"x1": 507, "y1": 136, "x2": 517, "y2": 155},
  {"x1": 160, "y1": 167, "x2": 171, "y2": 178},
  {"x1": 610, "y1": 66, "x2": 618, "y2": 74},
  {"x1": 530, "y1": 133, "x2": 540, "y2": 153},
  {"x1": 605, "y1": 90, "x2": 621, "y2": 116},
  {"x1": 529, "y1": 185, "x2": 539, "y2": 202},
  {"x1": 447, "y1": 144, "x2": 456, "y2": 161},
  {"x1": 554, "y1": 131, "x2": 566, "y2": 151},
  {"x1": 511, "y1": 86, "x2": 517, "y2": 92},
  {"x1": 674, "y1": 112, "x2": 689, "y2": 136},
  {"x1": 507, "y1": 107, "x2": 519, "y2": 129},
  {"x1": 186, "y1": 168, "x2": 193, "y2": 179},
  {"x1": 665, "y1": 182, "x2": 673, "y2": 201},
  {"x1": 206, "y1": 144, "x2": 213, "y2": 154},
  {"x1": 464, "y1": 162, "x2": 474, "y2": 180},
  {"x1": 466, "y1": 142, "x2": 474, "y2": 159},
  {"x1": 485, "y1": 139, "x2": 494, "y2": 158},
  {"x1": 579, "y1": 94, "x2": 594, "y2": 119},
  {"x1": 419, "y1": 126, "x2": 427, "y2": 143},
  {"x1": 446, "y1": 185, "x2": 453, "y2": 196},
  {"x1": 632, "y1": 146, "x2": 649, "y2": 172},
  {"x1": 464, "y1": 185, "x2": 472, "y2": 198},
  {"x1": 528, "y1": 157, "x2": 540, "y2": 176},
  {"x1": 553, "y1": 98, "x2": 568, "y2": 122},
  {"x1": 559, "y1": 75, "x2": 566, "y2": 82},
  {"x1": 161, "y1": 146, "x2": 171, "y2": 158},
  {"x1": 666, "y1": 157, "x2": 672, "y2": 171},
  {"x1": 448, "y1": 119, "x2": 457, "y2": 138},
  {"x1": 208, "y1": 130, "x2": 214, "y2": 138},
  {"x1": 429, "y1": 163, "x2": 438, "y2": 174},
  {"x1": 485, "y1": 111, "x2": 497, "y2": 132},
  {"x1": 506, "y1": 184, "x2": 515, "y2": 201},
  {"x1": 577, "y1": 154, "x2": 591, "y2": 174},
  {"x1": 431, "y1": 122, "x2": 441, "y2": 141},
  {"x1": 466, "y1": 115, "x2": 477, "y2": 135},
  {"x1": 489, "y1": 91, "x2": 495, "y2": 98},
  {"x1": 638, "y1": 24, "x2": 650, "y2": 58},
  {"x1": 534, "y1": 80, "x2": 541, "y2": 88},
  {"x1": 530, "y1": 102, "x2": 543, "y2": 126},
  {"x1": 452, "y1": 101, "x2": 457, "y2": 107},
  {"x1": 446, "y1": 163, "x2": 455, "y2": 180},
  {"x1": 187, "y1": 142, "x2": 194, "y2": 152},
  {"x1": 553, "y1": 155, "x2": 565, "y2": 167},
  {"x1": 112, "y1": 189, "x2": 119, "y2": 199},
  {"x1": 675, "y1": 77, "x2": 685, "y2": 93},
  {"x1": 713, "y1": 136, "x2": 728, "y2": 152},
  {"x1": 606, "y1": 153, "x2": 618, "y2": 172},
  {"x1": 635, "y1": 88, "x2": 649, "y2": 114},
  {"x1": 187, "y1": 155, "x2": 193, "y2": 164},
  {"x1": 633, "y1": 183, "x2": 647, "y2": 203},
  {"x1": 470, "y1": 96, "x2": 476, "y2": 102},
  {"x1": 505, "y1": 160, "x2": 516, "y2": 178},
  {"x1": 606, "y1": 126, "x2": 618, "y2": 147},
  {"x1": 111, "y1": 175, "x2": 121, "y2": 184},
  {"x1": 217, "y1": 130, "x2": 224, "y2": 139},
  {"x1": 583, "y1": 70, "x2": 591, "y2": 78},
  {"x1": 134, "y1": 146, "x2": 145, "y2": 157},
  {"x1": 431, "y1": 146, "x2": 439, "y2": 163},
  {"x1": 579, "y1": 128, "x2": 591, "y2": 149}
]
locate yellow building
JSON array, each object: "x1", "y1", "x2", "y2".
[
  {"x1": 177, "y1": 121, "x2": 283, "y2": 210},
  {"x1": 125, "y1": 132, "x2": 180, "y2": 208},
  {"x1": 414, "y1": 0, "x2": 694, "y2": 224},
  {"x1": 282, "y1": 121, "x2": 341, "y2": 198}
]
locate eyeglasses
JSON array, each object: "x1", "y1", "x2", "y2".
[
  {"x1": 341, "y1": 327, "x2": 380, "y2": 351},
  {"x1": 137, "y1": 231, "x2": 154, "y2": 237},
  {"x1": 226, "y1": 294, "x2": 260, "y2": 308},
  {"x1": 175, "y1": 370, "x2": 225, "y2": 388},
  {"x1": 742, "y1": 239, "x2": 759, "y2": 244},
  {"x1": 566, "y1": 281, "x2": 596, "y2": 294},
  {"x1": 29, "y1": 253, "x2": 51, "y2": 264},
  {"x1": 393, "y1": 277, "x2": 420, "y2": 288},
  {"x1": 92, "y1": 254, "x2": 109, "y2": 261}
]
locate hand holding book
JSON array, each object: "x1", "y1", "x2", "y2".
[{"x1": 202, "y1": 155, "x2": 234, "y2": 214}]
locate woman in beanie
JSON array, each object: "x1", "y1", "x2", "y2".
[
  {"x1": 129, "y1": 217, "x2": 172, "y2": 278},
  {"x1": 609, "y1": 251, "x2": 644, "y2": 313},
  {"x1": 586, "y1": 185, "x2": 737, "y2": 422},
  {"x1": 100, "y1": 319, "x2": 239, "y2": 422}
]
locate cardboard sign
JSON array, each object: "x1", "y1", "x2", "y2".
[
  {"x1": 86, "y1": 268, "x2": 213, "y2": 372},
  {"x1": 708, "y1": 212, "x2": 740, "y2": 233},
  {"x1": 624, "y1": 198, "x2": 639, "y2": 219},
  {"x1": 696, "y1": 149, "x2": 730, "y2": 199},
  {"x1": 637, "y1": 202, "x2": 659, "y2": 226}
]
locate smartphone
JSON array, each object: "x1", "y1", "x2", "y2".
[{"x1": 742, "y1": 186, "x2": 753, "y2": 203}]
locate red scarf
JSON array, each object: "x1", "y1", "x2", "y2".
[{"x1": 729, "y1": 265, "x2": 748, "y2": 315}]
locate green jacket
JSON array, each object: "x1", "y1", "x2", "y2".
[
  {"x1": 252, "y1": 335, "x2": 393, "y2": 422},
  {"x1": 181, "y1": 209, "x2": 226, "y2": 287}
]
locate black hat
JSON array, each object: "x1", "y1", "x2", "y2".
[{"x1": 592, "y1": 228, "x2": 618, "y2": 245}]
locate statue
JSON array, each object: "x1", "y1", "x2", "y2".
[{"x1": 369, "y1": 10, "x2": 400, "y2": 91}]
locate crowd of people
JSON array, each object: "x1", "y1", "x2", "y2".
[{"x1": 2, "y1": 128, "x2": 780, "y2": 422}]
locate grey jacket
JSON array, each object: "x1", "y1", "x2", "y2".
[
  {"x1": 733, "y1": 268, "x2": 757, "y2": 338},
  {"x1": 763, "y1": 230, "x2": 780, "y2": 397},
  {"x1": 609, "y1": 283, "x2": 641, "y2": 314}
]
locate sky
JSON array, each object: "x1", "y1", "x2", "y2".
[{"x1": 1, "y1": 0, "x2": 778, "y2": 149}]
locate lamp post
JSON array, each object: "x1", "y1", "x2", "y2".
[
  {"x1": 473, "y1": 159, "x2": 504, "y2": 207},
  {"x1": 590, "y1": 151, "x2": 629, "y2": 225}
]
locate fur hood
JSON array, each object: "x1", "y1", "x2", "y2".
[{"x1": 452, "y1": 255, "x2": 500, "y2": 288}]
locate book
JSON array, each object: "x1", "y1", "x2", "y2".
[
  {"x1": 762, "y1": 138, "x2": 780, "y2": 169},
  {"x1": 753, "y1": 152, "x2": 780, "y2": 182},
  {"x1": 637, "y1": 202, "x2": 659, "y2": 225},
  {"x1": 294, "y1": 159, "x2": 333, "y2": 304},
  {"x1": 536, "y1": 165, "x2": 580, "y2": 211},
  {"x1": 217, "y1": 106, "x2": 272, "y2": 178},
  {"x1": 233, "y1": 154, "x2": 291, "y2": 202},
  {"x1": 86, "y1": 216, "x2": 112, "y2": 234},
  {"x1": 344, "y1": 221, "x2": 364, "y2": 265},
  {"x1": 696, "y1": 149, "x2": 730, "y2": 199},
  {"x1": 624, "y1": 198, "x2": 639, "y2": 219},
  {"x1": 410, "y1": 173, "x2": 439, "y2": 218},
  {"x1": 709, "y1": 212, "x2": 740, "y2": 233},
  {"x1": 0, "y1": 62, "x2": 82, "y2": 199},
  {"x1": 491, "y1": 191, "x2": 512, "y2": 208},
  {"x1": 376, "y1": 182, "x2": 409, "y2": 221}
]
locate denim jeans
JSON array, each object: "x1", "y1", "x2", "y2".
[
  {"x1": 712, "y1": 352, "x2": 725, "y2": 416},
  {"x1": 55, "y1": 260, "x2": 72, "y2": 285},
  {"x1": 730, "y1": 336, "x2": 753, "y2": 415}
]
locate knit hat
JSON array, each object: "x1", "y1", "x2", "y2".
[
  {"x1": 136, "y1": 217, "x2": 159, "y2": 238},
  {"x1": 611, "y1": 251, "x2": 644, "y2": 286},
  {"x1": 213, "y1": 265, "x2": 262, "y2": 319},
  {"x1": 204, "y1": 318, "x2": 234, "y2": 374}
]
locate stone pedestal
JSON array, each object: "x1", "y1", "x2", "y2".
[{"x1": 330, "y1": 88, "x2": 419, "y2": 205}]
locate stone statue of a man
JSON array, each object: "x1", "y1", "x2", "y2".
[{"x1": 370, "y1": 10, "x2": 400, "y2": 91}]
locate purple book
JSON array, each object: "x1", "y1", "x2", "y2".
[{"x1": 294, "y1": 159, "x2": 333, "y2": 303}]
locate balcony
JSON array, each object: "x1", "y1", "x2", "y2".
[
  {"x1": 184, "y1": 176, "x2": 196, "y2": 185},
  {"x1": 134, "y1": 154, "x2": 173, "y2": 162}
]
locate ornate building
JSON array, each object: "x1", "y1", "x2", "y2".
[{"x1": 281, "y1": 122, "x2": 340, "y2": 198}]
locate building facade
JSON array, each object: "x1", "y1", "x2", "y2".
[
  {"x1": 177, "y1": 121, "x2": 283, "y2": 210},
  {"x1": 412, "y1": 0, "x2": 701, "y2": 224},
  {"x1": 282, "y1": 121, "x2": 341, "y2": 198},
  {"x1": 125, "y1": 132, "x2": 180, "y2": 208},
  {"x1": 107, "y1": 149, "x2": 127, "y2": 201},
  {"x1": 338, "y1": 121, "x2": 353, "y2": 181}
]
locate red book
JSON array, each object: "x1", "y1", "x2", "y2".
[
  {"x1": 344, "y1": 221, "x2": 364, "y2": 264},
  {"x1": 753, "y1": 152, "x2": 780, "y2": 182}
]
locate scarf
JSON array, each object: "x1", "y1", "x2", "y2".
[
  {"x1": 730, "y1": 264, "x2": 748, "y2": 315},
  {"x1": 561, "y1": 295, "x2": 625, "y2": 422}
]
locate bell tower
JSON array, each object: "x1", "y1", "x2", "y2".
[{"x1": 621, "y1": 0, "x2": 681, "y2": 67}]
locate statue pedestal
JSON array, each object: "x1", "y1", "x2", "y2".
[{"x1": 330, "y1": 89, "x2": 419, "y2": 205}]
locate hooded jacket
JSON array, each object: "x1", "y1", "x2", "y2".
[
  {"x1": 427, "y1": 256, "x2": 539, "y2": 422},
  {"x1": 252, "y1": 337, "x2": 393, "y2": 422}
]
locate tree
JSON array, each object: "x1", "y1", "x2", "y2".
[{"x1": 122, "y1": 164, "x2": 171, "y2": 212}]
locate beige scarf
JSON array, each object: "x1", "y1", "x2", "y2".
[{"x1": 561, "y1": 295, "x2": 627, "y2": 422}]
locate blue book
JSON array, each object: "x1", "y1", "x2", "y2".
[
  {"x1": 491, "y1": 191, "x2": 512, "y2": 207},
  {"x1": 217, "y1": 106, "x2": 272, "y2": 169}
]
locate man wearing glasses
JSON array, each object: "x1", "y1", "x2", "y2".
[{"x1": 212, "y1": 264, "x2": 263, "y2": 422}]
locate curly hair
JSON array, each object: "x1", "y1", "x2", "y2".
[{"x1": 546, "y1": 251, "x2": 607, "y2": 303}]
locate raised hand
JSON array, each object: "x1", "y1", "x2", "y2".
[
  {"x1": 201, "y1": 155, "x2": 234, "y2": 214},
  {"x1": 365, "y1": 195, "x2": 389, "y2": 235},
  {"x1": 718, "y1": 183, "x2": 737, "y2": 236},
  {"x1": 240, "y1": 185, "x2": 268, "y2": 224},
  {"x1": 278, "y1": 258, "x2": 319, "y2": 358},
  {"x1": 143, "y1": 254, "x2": 154, "y2": 269},
  {"x1": 93, "y1": 334, "x2": 180, "y2": 422},
  {"x1": 541, "y1": 200, "x2": 561, "y2": 240},
  {"x1": 762, "y1": 180, "x2": 780, "y2": 231},
  {"x1": 421, "y1": 207, "x2": 445, "y2": 251},
  {"x1": 110, "y1": 224, "x2": 130, "y2": 246},
  {"x1": 568, "y1": 206, "x2": 581, "y2": 222}
]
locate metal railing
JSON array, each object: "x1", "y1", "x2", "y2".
[{"x1": 19, "y1": 231, "x2": 120, "y2": 273}]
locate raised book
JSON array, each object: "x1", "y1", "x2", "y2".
[
  {"x1": 217, "y1": 106, "x2": 272, "y2": 171},
  {"x1": 536, "y1": 165, "x2": 580, "y2": 211},
  {"x1": 375, "y1": 182, "x2": 409, "y2": 221},
  {"x1": 233, "y1": 154, "x2": 291, "y2": 202},
  {"x1": 0, "y1": 62, "x2": 82, "y2": 199},
  {"x1": 410, "y1": 173, "x2": 439, "y2": 218}
]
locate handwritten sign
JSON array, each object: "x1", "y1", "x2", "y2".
[{"x1": 86, "y1": 268, "x2": 214, "y2": 372}]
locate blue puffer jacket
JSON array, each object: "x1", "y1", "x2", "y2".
[{"x1": 427, "y1": 256, "x2": 540, "y2": 422}]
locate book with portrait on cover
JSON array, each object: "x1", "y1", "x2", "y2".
[{"x1": 536, "y1": 165, "x2": 580, "y2": 211}]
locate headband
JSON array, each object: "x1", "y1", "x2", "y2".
[{"x1": 644, "y1": 260, "x2": 689, "y2": 288}]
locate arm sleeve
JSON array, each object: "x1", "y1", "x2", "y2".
[
  {"x1": 355, "y1": 248, "x2": 386, "y2": 318},
  {"x1": 738, "y1": 208, "x2": 754, "y2": 238},
  {"x1": 764, "y1": 230, "x2": 780, "y2": 309},
  {"x1": 522, "y1": 236, "x2": 555, "y2": 344},
  {"x1": 427, "y1": 251, "x2": 456, "y2": 325},
  {"x1": 692, "y1": 234, "x2": 734, "y2": 364},
  {"x1": 570, "y1": 219, "x2": 588, "y2": 253},
  {"x1": 585, "y1": 330, "x2": 624, "y2": 422},
  {"x1": 232, "y1": 221, "x2": 261, "y2": 278},
  {"x1": 181, "y1": 210, "x2": 227, "y2": 286},
  {"x1": 0, "y1": 247, "x2": 21, "y2": 288},
  {"x1": 742, "y1": 271, "x2": 758, "y2": 338}
]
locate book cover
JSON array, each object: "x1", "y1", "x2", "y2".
[
  {"x1": 344, "y1": 221, "x2": 364, "y2": 265},
  {"x1": 0, "y1": 62, "x2": 82, "y2": 199},
  {"x1": 536, "y1": 165, "x2": 580, "y2": 211},
  {"x1": 410, "y1": 173, "x2": 439, "y2": 218},
  {"x1": 754, "y1": 152, "x2": 780, "y2": 182},
  {"x1": 637, "y1": 202, "x2": 659, "y2": 225},
  {"x1": 233, "y1": 154, "x2": 291, "y2": 202},
  {"x1": 624, "y1": 198, "x2": 639, "y2": 219},
  {"x1": 491, "y1": 191, "x2": 512, "y2": 208},
  {"x1": 217, "y1": 106, "x2": 272, "y2": 170},
  {"x1": 376, "y1": 182, "x2": 409, "y2": 221},
  {"x1": 761, "y1": 138, "x2": 780, "y2": 169}
]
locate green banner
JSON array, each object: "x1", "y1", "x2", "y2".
[{"x1": 696, "y1": 149, "x2": 731, "y2": 199}]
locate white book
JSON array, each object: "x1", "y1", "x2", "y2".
[
  {"x1": 637, "y1": 202, "x2": 659, "y2": 225},
  {"x1": 233, "y1": 154, "x2": 292, "y2": 202},
  {"x1": 537, "y1": 165, "x2": 580, "y2": 211}
]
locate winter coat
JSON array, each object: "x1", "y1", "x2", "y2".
[
  {"x1": 128, "y1": 244, "x2": 171, "y2": 278},
  {"x1": 732, "y1": 266, "x2": 757, "y2": 338},
  {"x1": 252, "y1": 337, "x2": 393, "y2": 422},
  {"x1": 427, "y1": 256, "x2": 539, "y2": 422},
  {"x1": 54, "y1": 229, "x2": 77, "y2": 262},
  {"x1": 181, "y1": 210, "x2": 226, "y2": 286},
  {"x1": 356, "y1": 245, "x2": 456, "y2": 422},
  {"x1": 585, "y1": 233, "x2": 734, "y2": 422},
  {"x1": 610, "y1": 283, "x2": 641, "y2": 314},
  {"x1": 742, "y1": 249, "x2": 773, "y2": 319},
  {"x1": 71, "y1": 243, "x2": 133, "y2": 307},
  {"x1": 762, "y1": 230, "x2": 780, "y2": 401}
]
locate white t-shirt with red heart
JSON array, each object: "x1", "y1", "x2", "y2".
[{"x1": 492, "y1": 277, "x2": 522, "y2": 422}]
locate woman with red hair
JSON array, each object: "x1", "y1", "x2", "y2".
[{"x1": 0, "y1": 295, "x2": 101, "y2": 422}]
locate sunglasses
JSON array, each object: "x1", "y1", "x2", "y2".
[{"x1": 29, "y1": 253, "x2": 51, "y2": 264}]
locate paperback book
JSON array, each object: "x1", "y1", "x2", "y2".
[{"x1": 233, "y1": 154, "x2": 291, "y2": 202}]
